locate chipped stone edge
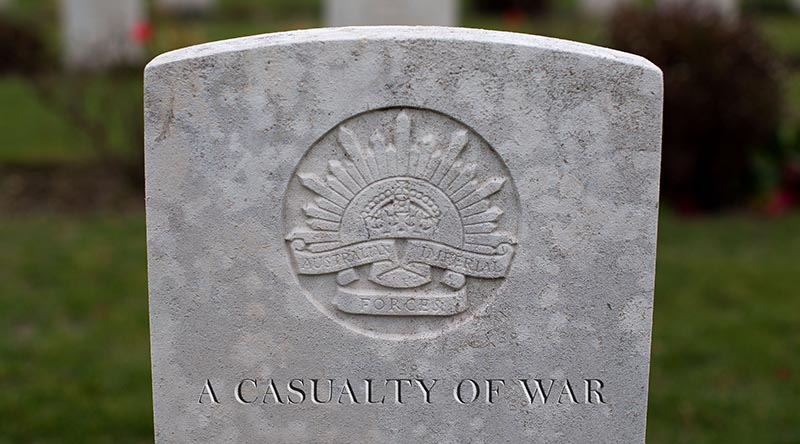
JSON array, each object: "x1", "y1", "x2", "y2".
[{"x1": 144, "y1": 26, "x2": 662, "y2": 76}]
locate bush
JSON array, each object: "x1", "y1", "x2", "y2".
[
  {"x1": 469, "y1": 0, "x2": 551, "y2": 16},
  {"x1": 609, "y1": 6, "x2": 783, "y2": 211},
  {"x1": 0, "y1": 16, "x2": 48, "y2": 75},
  {"x1": 741, "y1": 0, "x2": 793, "y2": 15}
]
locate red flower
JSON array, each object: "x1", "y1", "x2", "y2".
[
  {"x1": 131, "y1": 21, "x2": 153, "y2": 45},
  {"x1": 765, "y1": 189, "x2": 795, "y2": 217},
  {"x1": 502, "y1": 8, "x2": 526, "y2": 29}
]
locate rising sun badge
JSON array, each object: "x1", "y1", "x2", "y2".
[{"x1": 285, "y1": 108, "x2": 517, "y2": 318}]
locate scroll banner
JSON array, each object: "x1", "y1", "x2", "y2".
[
  {"x1": 334, "y1": 288, "x2": 467, "y2": 316},
  {"x1": 293, "y1": 240, "x2": 395, "y2": 275},
  {"x1": 292, "y1": 239, "x2": 514, "y2": 278},
  {"x1": 403, "y1": 240, "x2": 513, "y2": 278}
]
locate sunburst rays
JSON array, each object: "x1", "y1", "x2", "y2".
[{"x1": 295, "y1": 111, "x2": 512, "y2": 254}]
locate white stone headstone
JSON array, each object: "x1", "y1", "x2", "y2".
[
  {"x1": 61, "y1": 0, "x2": 146, "y2": 69},
  {"x1": 156, "y1": 0, "x2": 214, "y2": 16},
  {"x1": 791, "y1": 0, "x2": 800, "y2": 14},
  {"x1": 145, "y1": 27, "x2": 663, "y2": 443},
  {"x1": 657, "y1": 0, "x2": 739, "y2": 20},
  {"x1": 324, "y1": 0, "x2": 458, "y2": 26}
]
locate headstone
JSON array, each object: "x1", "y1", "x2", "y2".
[
  {"x1": 791, "y1": 0, "x2": 800, "y2": 14},
  {"x1": 324, "y1": 0, "x2": 458, "y2": 26},
  {"x1": 156, "y1": 0, "x2": 214, "y2": 16},
  {"x1": 657, "y1": 0, "x2": 739, "y2": 20},
  {"x1": 60, "y1": 0, "x2": 146, "y2": 69},
  {"x1": 145, "y1": 27, "x2": 663, "y2": 443}
]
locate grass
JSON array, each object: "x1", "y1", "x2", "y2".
[
  {"x1": 0, "y1": 74, "x2": 143, "y2": 165},
  {"x1": 0, "y1": 215, "x2": 151, "y2": 444},
  {"x1": 648, "y1": 213, "x2": 800, "y2": 443},
  {"x1": 0, "y1": 78, "x2": 93, "y2": 164},
  {"x1": 0, "y1": 212, "x2": 798, "y2": 442},
  {"x1": 758, "y1": 15, "x2": 800, "y2": 62}
]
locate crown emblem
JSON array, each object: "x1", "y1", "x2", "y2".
[
  {"x1": 362, "y1": 181, "x2": 441, "y2": 239},
  {"x1": 285, "y1": 109, "x2": 517, "y2": 318}
]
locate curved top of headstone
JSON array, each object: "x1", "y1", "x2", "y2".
[{"x1": 146, "y1": 26, "x2": 660, "y2": 74}]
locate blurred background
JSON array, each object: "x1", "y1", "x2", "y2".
[{"x1": 0, "y1": 0, "x2": 798, "y2": 442}]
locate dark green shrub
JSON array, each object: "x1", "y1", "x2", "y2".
[
  {"x1": 0, "y1": 15, "x2": 48, "y2": 75},
  {"x1": 469, "y1": 0, "x2": 550, "y2": 16},
  {"x1": 741, "y1": 0, "x2": 793, "y2": 15},
  {"x1": 609, "y1": 6, "x2": 783, "y2": 211}
]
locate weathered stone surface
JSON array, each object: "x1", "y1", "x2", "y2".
[
  {"x1": 60, "y1": 0, "x2": 146, "y2": 69},
  {"x1": 324, "y1": 0, "x2": 458, "y2": 26},
  {"x1": 145, "y1": 27, "x2": 662, "y2": 443}
]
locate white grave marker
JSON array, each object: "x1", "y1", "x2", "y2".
[
  {"x1": 324, "y1": 0, "x2": 458, "y2": 26},
  {"x1": 657, "y1": 0, "x2": 739, "y2": 20},
  {"x1": 145, "y1": 27, "x2": 663, "y2": 443},
  {"x1": 61, "y1": 0, "x2": 146, "y2": 69}
]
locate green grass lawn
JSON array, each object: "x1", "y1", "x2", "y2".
[
  {"x1": 649, "y1": 213, "x2": 800, "y2": 444},
  {"x1": 0, "y1": 74, "x2": 144, "y2": 165},
  {"x1": 0, "y1": 215, "x2": 151, "y2": 444},
  {"x1": 758, "y1": 15, "x2": 800, "y2": 62},
  {"x1": 0, "y1": 78, "x2": 94, "y2": 164},
  {"x1": 0, "y1": 212, "x2": 798, "y2": 443}
]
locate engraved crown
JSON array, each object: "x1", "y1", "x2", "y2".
[{"x1": 361, "y1": 181, "x2": 441, "y2": 238}]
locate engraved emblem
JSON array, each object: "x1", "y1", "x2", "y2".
[{"x1": 284, "y1": 108, "x2": 518, "y2": 322}]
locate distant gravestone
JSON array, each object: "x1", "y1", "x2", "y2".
[
  {"x1": 61, "y1": 0, "x2": 146, "y2": 69},
  {"x1": 156, "y1": 0, "x2": 214, "y2": 16},
  {"x1": 791, "y1": 0, "x2": 800, "y2": 13},
  {"x1": 657, "y1": 0, "x2": 739, "y2": 20},
  {"x1": 324, "y1": 0, "x2": 458, "y2": 26},
  {"x1": 145, "y1": 27, "x2": 663, "y2": 443}
]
